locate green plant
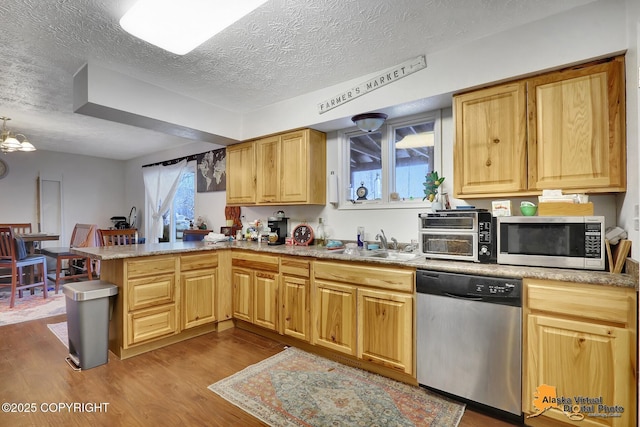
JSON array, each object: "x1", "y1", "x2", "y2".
[{"x1": 423, "y1": 171, "x2": 445, "y2": 202}]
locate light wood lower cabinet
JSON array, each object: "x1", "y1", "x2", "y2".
[
  {"x1": 99, "y1": 251, "x2": 229, "y2": 359},
  {"x1": 180, "y1": 253, "x2": 218, "y2": 330},
  {"x1": 125, "y1": 256, "x2": 178, "y2": 347},
  {"x1": 523, "y1": 279, "x2": 636, "y2": 427},
  {"x1": 231, "y1": 252, "x2": 280, "y2": 332},
  {"x1": 313, "y1": 280, "x2": 357, "y2": 355},
  {"x1": 313, "y1": 261, "x2": 415, "y2": 375},
  {"x1": 357, "y1": 288, "x2": 413, "y2": 374},
  {"x1": 280, "y1": 256, "x2": 311, "y2": 342}
]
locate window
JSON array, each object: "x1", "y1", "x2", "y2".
[
  {"x1": 341, "y1": 111, "x2": 441, "y2": 208},
  {"x1": 159, "y1": 163, "x2": 195, "y2": 242}
]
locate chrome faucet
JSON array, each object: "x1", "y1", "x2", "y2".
[
  {"x1": 376, "y1": 229, "x2": 388, "y2": 250},
  {"x1": 390, "y1": 237, "x2": 398, "y2": 251}
]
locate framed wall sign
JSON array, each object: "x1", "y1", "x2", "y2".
[{"x1": 197, "y1": 148, "x2": 226, "y2": 192}]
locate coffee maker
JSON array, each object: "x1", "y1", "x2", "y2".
[{"x1": 267, "y1": 217, "x2": 288, "y2": 245}]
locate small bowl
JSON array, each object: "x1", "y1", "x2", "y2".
[{"x1": 520, "y1": 205, "x2": 538, "y2": 216}]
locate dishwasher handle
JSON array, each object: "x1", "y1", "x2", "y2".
[{"x1": 443, "y1": 292, "x2": 483, "y2": 301}]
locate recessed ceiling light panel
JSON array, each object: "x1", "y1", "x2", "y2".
[{"x1": 120, "y1": 0, "x2": 268, "y2": 55}]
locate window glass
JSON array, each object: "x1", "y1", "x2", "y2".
[
  {"x1": 158, "y1": 164, "x2": 195, "y2": 242},
  {"x1": 393, "y1": 120, "x2": 435, "y2": 200},
  {"x1": 348, "y1": 131, "x2": 382, "y2": 201},
  {"x1": 173, "y1": 170, "x2": 195, "y2": 240}
]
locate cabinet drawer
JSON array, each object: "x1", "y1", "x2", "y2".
[
  {"x1": 127, "y1": 256, "x2": 176, "y2": 279},
  {"x1": 181, "y1": 252, "x2": 218, "y2": 271},
  {"x1": 127, "y1": 304, "x2": 177, "y2": 346},
  {"x1": 314, "y1": 261, "x2": 414, "y2": 292},
  {"x1": 232, "y1": 251, "x2": 279, "y2": 272},
  {"x1": 128, "y1": 273, "x2": 175, "y2": 311},
  {"x1": 525, "y1": 279, "x2": 635, "y2": 326},
  {"x1": 280, "y1": 257, "x2": 310, "y2": 278}
]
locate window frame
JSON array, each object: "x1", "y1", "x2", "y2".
[{"x1": 338, "y1": 110, "x2": 442, "y2": 210}]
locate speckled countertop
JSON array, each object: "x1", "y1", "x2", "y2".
[{"x1": 72, "y1": 240, "x2": 638, "y2": 290}]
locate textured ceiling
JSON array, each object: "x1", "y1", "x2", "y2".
[{"x1": 0, "y1": 0, "x2": 596, "y2": 160}]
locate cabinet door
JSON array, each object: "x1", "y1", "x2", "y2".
[
  {"x1": 256, "y1": 136, "x2": 280, "y2": 203},
  {"x1": 279, "y1": 130, "x2": 308, "y2": 203},
  {"x1": 226, "y1": 142, "x2": 256, "y2": 204},
  {"x1": 312, "y1": 280, "x2": 356, "y2": 355},
  {"x1": 127, "y1": 273, "x2": 175, "y2": 311},
  {"x1": 253, "y1": 271, "x2": 279, "y2": 331},
  {"x1": 357, "y1": 288, "x2": 413, "y2": 375},
  {"x1": 527, "y1": 57, "x2": 625, "y2": 192},
  {"x1": 181, "y1": 268, "x2": 217, "y2": 330},
  {"x1": 232, "y1": 268, "x2": 253, "y2": 322},
  {"x1": 524, "y1": 314, "x2": 633, "y2": 427},
  {"x1": 281, "y1": 274, "x2": 309, "y2": 341},
  {"x1": 127, "y1": 304, "x2": 177, "y2": 346},
  {"x1": 454, "y1": 82, "x2": 527, "y2": 197}
]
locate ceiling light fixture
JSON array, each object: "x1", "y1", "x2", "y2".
[
  {"x1": 0, "y1": 117, "x2": 36, "y2": 153},
  {"x1": 120, "y1": 0, "x2": 269, "y2": 55},
  {"x1": 351, "y1": 113, "x2": 388, "y2": 133}
]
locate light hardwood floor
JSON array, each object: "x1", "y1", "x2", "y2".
[{"x1": 0, "y1": 315, "x2": 521, "y2": 426}]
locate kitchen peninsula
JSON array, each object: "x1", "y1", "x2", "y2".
[{"x1": 73, "y1": 241, "x2": 637, "y2": 424}]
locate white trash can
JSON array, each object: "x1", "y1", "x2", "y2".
[{"x1": 62, "y1": 280, "x2": 118, "y2": 370}]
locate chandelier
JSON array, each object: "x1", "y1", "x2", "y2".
[{"x1": 1, "y1": 116, "x2": 36, "y2": 153}]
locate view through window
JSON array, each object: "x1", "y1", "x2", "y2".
[{"x1": 343, "y1": 112, "x2": 440, "y2": 206}]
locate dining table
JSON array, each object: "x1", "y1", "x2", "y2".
[{"x1": 18, "y1": 233, "x2": 60, "y2": 254}]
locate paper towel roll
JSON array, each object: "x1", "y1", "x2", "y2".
[{"x1": 329, "y1": 171, "x2": 338, "y2": 204}]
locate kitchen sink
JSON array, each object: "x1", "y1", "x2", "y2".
[{"x1": 360, "y1": 251, "x2": 422, "y2": 261}]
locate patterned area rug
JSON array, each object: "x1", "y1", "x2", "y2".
[
  {"x1": 0, "y1": 289, "x2": 66, "y2": 326},
  {"x1": 209, "y1": 347, "x2": 465, "y2": 427},
  {"x1": 47, "y1": 321, "x2": 69, "y2": 348}
]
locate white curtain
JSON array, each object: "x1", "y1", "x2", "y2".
[{"x1": 143, "y1": 160, "x2": 187, "y2": 243}]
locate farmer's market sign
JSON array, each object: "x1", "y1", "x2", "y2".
[{"x1": 318, "y1": 55, "x2": 426, "y2": 114}]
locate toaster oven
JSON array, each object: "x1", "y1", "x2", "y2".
[{"x1": 418, "y1": 210, "x2": 496, "y2": 263}]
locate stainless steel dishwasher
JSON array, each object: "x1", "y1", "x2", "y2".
[{"x1": 416, "y1": 270, "x2": 522, "y2": 417}]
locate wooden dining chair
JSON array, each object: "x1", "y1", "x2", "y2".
[
  {"x1": 40, "y1": 223, "x2": 97, "y2": 293},
  {"x1": 0, "y1": 223, "x2": 33, "y2": 234},
  {"x1": 0, "y1": 227, "x2": 48, "y2": 308},
  {"x1": 98, "y1": 229, "x2": 138, "y2": 246}
]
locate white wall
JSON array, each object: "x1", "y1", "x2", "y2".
[
  {"x1": 0, "y1": 150, "x2": 126, "y2": 244},
  {"x1": 123, "y1": 0, "x2": 635, "y2": 251}
]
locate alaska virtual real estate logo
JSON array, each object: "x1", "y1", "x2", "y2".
[{"x1": 528, "y1": 384, "x2": 625, "y2": 421}]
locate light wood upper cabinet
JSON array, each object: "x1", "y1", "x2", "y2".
[
  {"x1": 226, "y1": 142, "x2": 256, "y2": 204},
  {"x1": 454, "y1": 81, "x2": 528, "y2": 196},
  {"x1": 527, "y1": 57, "x2": 626, "y2": 192},
  {"x1": 523, "y1": 278, "x2": 636, "y2": 427},
  {"x1": 227, "y1": 128, "x2": 326, "y2": 205},
  {"x1": 279, "y1": 129, "x2": 326, "y2": 204},
  {"x1": 255, "y1": 135, "x2": 280, "y2": 203},
  {"x1": 454, "y1": 56, "x2": 626, "y2": 198}
]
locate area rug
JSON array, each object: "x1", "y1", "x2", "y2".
[
  {"x1": 208, "y1": 347, "x2": 465, "y2": 427},
  {"x1": 47, "y1": 321, "x2": 69, "y2": 348},
  {"x1": 0, "y1": 290, "x2": 66, "y2": 326}
]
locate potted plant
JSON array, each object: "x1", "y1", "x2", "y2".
[{"x1": 422, "y1": 171, "x2": 445, "y2": 206}]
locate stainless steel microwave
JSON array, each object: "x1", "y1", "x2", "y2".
[{"x1": 497, "y1": 216, "x2": 605, "y2": 270}]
